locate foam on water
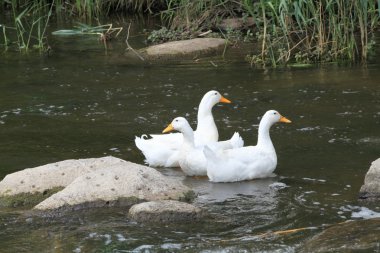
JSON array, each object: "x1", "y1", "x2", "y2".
[
  {"x1": 339, "y1": 205, "x2": 380, "y2": 219},
  {"x1": 351, "y1": 207, "x2": 380, "y2": 219}
]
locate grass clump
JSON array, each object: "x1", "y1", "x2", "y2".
[{"x1": 1, "y1": 0, "x2": 53, "y2": 52}]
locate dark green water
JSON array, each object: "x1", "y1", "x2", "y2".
[{"x1": 0, "y1": 20, "x2": 379, "y2": 252}]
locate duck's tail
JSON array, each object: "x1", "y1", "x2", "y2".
[
  {"x1": 134, "y1": 135, "x2": 150, "y2": 165},
  {"x1": 211, "y1": 132, "x2": 244, "y2": 150},
  {"x1": 229, "y1": 132, "x2": 244, "y2": 149},
  {"x1": 134, "y1": 134, "x2": 148, "y2": 150},
  {"x1": 134, "y1": 135, "x2": 170, "y2": 167}
]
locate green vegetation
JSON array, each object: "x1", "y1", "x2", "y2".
[
  {"x1": 158, "y1": 0, "x2": 380, "y2": 66},
  {"x1": 1, "y1": 0, "x2": 53, "y2": 52},
  {"x1": 244, "y1": 0, "x2": 380, "y2": 66},
  {"x1": 1, "y1": 0, "x2": 379, "y2": 66},
  {"x1": 0, "y1": 187, "x2": 64, "y2": 208}
]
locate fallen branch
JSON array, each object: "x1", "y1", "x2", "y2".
[{"x1": 125, "y1": 23, "x2": 144, "y2": 61}]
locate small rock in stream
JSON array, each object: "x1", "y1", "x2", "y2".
[
  {"x1": 128, "y1": 200, "x2": 204, "y2": 223},
  {"x1": 359, "y1": 158, "x2": 380, "y2": 202}
]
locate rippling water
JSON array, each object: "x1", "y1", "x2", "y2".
[{"x1": 0, "y1": 20, "x2": 379, "y2": 252}]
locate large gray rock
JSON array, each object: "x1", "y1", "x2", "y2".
[
  {"x1": 301, "y1": 218, "x2": 380, "y2": 252},
  {"x1": 34, "y1": 161, "x2": 193, "y2": 212},
  {"x1": 139, "y1": 38, "x2": 227, "y2": 61},
  {"x1": 128, "y1": 200, "x2": 203, "y2": 223},
  {"x1": 0, "y1": 156, "x2": 124, "y2": 207},
  {"x1": 359, "y1": 158, "x2": 380, "y2": 201}
]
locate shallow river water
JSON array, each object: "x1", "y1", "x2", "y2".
[{"x1": 0, "y1": 20, "x2": 379, "y2": 252}]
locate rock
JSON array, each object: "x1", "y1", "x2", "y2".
[
  {"x1": 0, "y1": 156, "x2": 124, "y2": 207},
  {"x1": 217, "y1": 17, "x2": 255, "y2": 31},
  {"x1": 34, "y1": 161, "x2": 193, "y2": 213},
  {"x1": 359, "y1": 158, "x2": 380, "y2": 201},
  {"x1": 301, "y1": 218, "x2": 380, "y2": 252},
  {"x1": 128, "y1": 200, "x2": 203, "y2": 223},
  {"x1": 138, "y1": 38, "x2": 227, "y2": 61}
]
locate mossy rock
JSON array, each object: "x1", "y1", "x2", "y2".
[
  {"x1": 0, "y1": 187, "x2": 64, "y2": 208},
  {"x1": 179, "y1": 190, "x2": 196, "y2": 203}
]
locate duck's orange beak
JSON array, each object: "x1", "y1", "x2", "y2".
[
  {"x1": 279, "y1": 115, "x2": 291, "y2": 123},
  {"x1": 219, "y1": 96, "x2": 231, "y2": 103},
  {"x1": 162, "y1": 123, "x2": 174, "y2": 133}
]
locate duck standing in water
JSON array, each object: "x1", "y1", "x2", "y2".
[{"x1": 204, "y1": 110, "x2": 291, "y2": 183}]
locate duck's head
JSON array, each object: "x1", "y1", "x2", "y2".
[
  {"x1": 203, "y1": 90, "x2": 231, "y2": 106},
  {"x1": 263, "y1": 110, "x2": 292, "y2": 125},
  {"x1": 162, "y1": 117, "x2": 191, "y2": 133}
]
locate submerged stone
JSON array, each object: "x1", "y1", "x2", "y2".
[
  {"x1": 0, "y1": 156, "x2": 124, "y2": 207},
  {"x1": 359, "y1": 158, "x2": 380, "y2": 201},
  {"x1": 138, "y1": 38, "x2": 227, "y2": 61},
  {"x1": 128, "y1": 200, "x2": 203, "y2": 223},
  {"x1": 34, "y1": 161, "x2": 193, "y2": 213},
  {"x1": 301, "y1": 218, "x2": 380, "y2": 252}
]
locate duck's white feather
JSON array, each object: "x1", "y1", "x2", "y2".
[
  {"x1": 164, "y1": 117, "x2": 243, "y2": 176},
  {"x1": 135, "y1": 90, "x2": 231, "y2": 167},
  {"x1": 210, "y1": 132, "x2": 244, "y2": 150},
  {"x1": 204, "y1": 110, "x2": 291, "y2": 183}
]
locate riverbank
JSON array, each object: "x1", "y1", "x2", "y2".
[{"x1": 1, "y1": 1, "x2": 379, "y2": 67}]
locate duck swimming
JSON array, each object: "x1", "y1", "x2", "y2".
[
  {"x1": 204, "y1": 110, "x2": 291, "y2": 183},
  {"x1": 135, "y1": 90, "x2": 237, "y2": 167}
]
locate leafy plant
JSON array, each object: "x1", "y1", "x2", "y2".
[{"x1": 0, "y1": 0, "x2": 53, "y2": 52}]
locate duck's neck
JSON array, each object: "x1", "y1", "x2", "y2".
[
  {"x1": 181, "y1": 126, "x2": 195, "y2": 149},
  {"x1": 257, "y1": 119, "x2": 274, "y2": 151},
  {"x1": 196, "y1": 99, "x2": 218, "y2": 138}
]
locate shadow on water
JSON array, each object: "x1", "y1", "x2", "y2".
[{"x1": 0, "y1": 18, "x2": 379, "y2": 252}]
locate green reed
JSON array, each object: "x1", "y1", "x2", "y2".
[
  {"x1": 244, "y1": 0, "x2": 380, "y2": 66},
  {"x1": 65, "y1": 0, "x2": 166, "y2": 18},
  {"x1": 1, "y1": 0, "x2": 53, "y2": 52},
  {"x1": 158, "y1": 0, "x2": 379, "y2": 66}
]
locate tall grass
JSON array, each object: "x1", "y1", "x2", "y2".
[
  {"x1": 158, "y1": 0, "x2": 380, "y2": 66},
  {"x1": 160, "y1": 0, "x2": 241, "y2": 31},
  {"x1": 243, "y1": 0, "x2": 380, "y2": 66},
  {"x1": 2, "y1": 0, "x2": 167, "y2": 20},
  {"x1": 1, "y1": 0, "x2": 379, "y2": 65},
  {"x1": 1, "y1": 0, "x2": 53, "y2": 52},
  {"x1": 53, "y1": 0, "x2": 166, "y2": 18}
]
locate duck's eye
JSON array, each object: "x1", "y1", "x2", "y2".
[
  {"x1": 273, "y1": 112, "x2": 277, "y2": 115},
  {"x1": 175, "y1": 119, "x2": 179, "y2": 122},
  {"x1": 214, "y1": 92, "x2": 218, "y2": 95}
]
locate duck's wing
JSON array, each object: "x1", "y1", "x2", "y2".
[{"x1": 210, "y1": 132, "x2": 244, "y2": 150}]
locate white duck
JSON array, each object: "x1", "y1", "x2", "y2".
[
  {"x1": 203, "y1": 110, "x2": 291, "y2": 183},
  {"x1": 135, "y1": 90, "x2": 236, "y2": 167},
  {"x1": 162, "y1": 117, "x2": 243, "y2": 176}
]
